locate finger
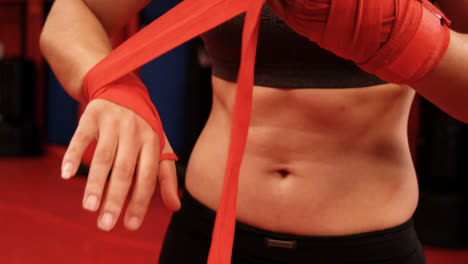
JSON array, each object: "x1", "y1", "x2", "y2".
[
  {"x1": 158, "y1": 134, "x2": 181, "y2": 212},
  {"x1": 97, "y1": 127, "x2": 140, "y2": 231},
  {"x1": 82, "y1": 126, "x2": 118, "y2": 212},
  {"x1": 62, "y1": 115, "x2": 97, "y2": 179},
  {"x1": 158, "y1": 159, "x2": 181, "y2": 212},
  {"x1": 124, "y1": 141, "x2": 159, "y2": 231}
]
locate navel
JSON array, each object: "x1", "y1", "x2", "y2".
[{"x1": 276, "y1": 169, "x2": 291, "y2": 178}]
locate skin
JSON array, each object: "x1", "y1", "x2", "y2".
[{"x1": 40, "y1": 0, "x2": 468, "y2": 234}]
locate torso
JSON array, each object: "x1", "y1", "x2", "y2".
[
  {"x1": 185, "y1": 3, "x2": 419, "y2": 236},
  {"x1": 185, "y1": 76, "x2": 419, "y2": 236}
]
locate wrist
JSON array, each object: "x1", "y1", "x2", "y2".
[{"x1": 83, "y1": 71, "x2": 167, "y2": 153}]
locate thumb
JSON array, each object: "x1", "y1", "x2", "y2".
[{"x1": 158, "y1": 159, "x2": 181, "y2": 212}]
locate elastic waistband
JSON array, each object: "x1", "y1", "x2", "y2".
[{"x1": 174, "y1": 189, "x2": 422, "y2": 263}]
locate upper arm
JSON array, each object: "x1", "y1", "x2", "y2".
[
  {"x1": 82, "y1": 0, "x2": 151, "y2": 36},
  {"x1": 435, "y1": 0, "x2": 468, "y2": 33}
]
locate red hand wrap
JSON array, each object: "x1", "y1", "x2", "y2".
[
  {"x1": 81, "y1": 0, "x2": 264, "y2": 262},
  {"x1": 276, "y1": 0, "x2": 451, "y2": 84},
  {"x1": 82, "y1": 0, "x2": 448, "y2": 262},
  {"x1": 82, "y1": 70, "x2": 178, "y2": 162},
  {"x1": 359, "y1": 0, "x2": 451, "y2": 84}
]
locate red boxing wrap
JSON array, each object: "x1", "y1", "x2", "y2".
[
  {"x1": 82, "y1": 71, "x2": 178, "y2": 162},
  {"x1": 80, "y1": 0, "x2": 451, "y2": 263},
  {"x1": 81, "y1": 1, "x2": 264, "y2": 263},
  {"x1": 270, "y1": 0, "x2": 451, "y2": 84},
  {"x1": 360, "y1": 0, "x2": 451, "y2": 84}
]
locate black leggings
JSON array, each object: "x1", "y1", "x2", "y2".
[{"x1": 159, "y1": 190, "x2": 426, "y2": 264}]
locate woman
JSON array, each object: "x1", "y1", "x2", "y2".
[{"x1": 40, "y1": 0, "x2": 468, "y2": 263}]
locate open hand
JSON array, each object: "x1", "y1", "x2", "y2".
[{"x1": 61, "y1": 99, "x2": 181, "y2": 231}]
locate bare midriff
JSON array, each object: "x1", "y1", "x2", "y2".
[{"x1": 185, "y1": 75, "x2": 419, "y2": 236}]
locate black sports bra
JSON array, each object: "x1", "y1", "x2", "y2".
[{"x1": 200, "y1": 4, "x2": 386, "y2": 88}]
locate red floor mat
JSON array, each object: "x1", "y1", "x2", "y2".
[{"x1": 0, "y1": 145, "x2": 171, "y2": 264}]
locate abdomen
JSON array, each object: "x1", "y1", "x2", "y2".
[{"x1": 185, "y1": 76, "x2": 419, "y2": 236}]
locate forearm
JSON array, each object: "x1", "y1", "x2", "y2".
[
  {"x1": 40, "y1": 0, "x2": 113, "y2": 103},
  {"x1": 412, "y1": 30, "x2": 468, "y2": 124},
  {"x1": 40, "y1": 0, "x2": 112, "y2": 103}
]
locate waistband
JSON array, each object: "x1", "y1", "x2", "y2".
[{"x1": 173, "y1": 189, "x2": 423, "y2": 263}]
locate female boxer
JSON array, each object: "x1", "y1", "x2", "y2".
[{"x1": 40, "y1": 0, "x2": 468, "y2": 263}]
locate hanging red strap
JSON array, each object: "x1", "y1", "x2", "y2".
[
  {"x1": 83, "y1": 0, "x2": 265, "y2": 263},
  {"x1": 207, "y1": 3, "x2": 264, "y2": 263},
  {"x1": 84, "y1": 0, "x2": 253, "y2": 91}
]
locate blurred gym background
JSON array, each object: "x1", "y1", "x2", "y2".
[{"x1": 0, "y1": 0, "x2": 467, "y2": 263}]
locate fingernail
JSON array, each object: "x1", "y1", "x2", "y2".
[
  {"x1": 127, "y1": 217, "x2": 141, "y2": 230},
  {"x1": 61, "y1": 162, "x2": 73, "y2": 179},
  {"x1": 98, "y1": 212, "x2": 115, "y2": 231},
  {"x1": 83, "y1": 195, "x2": 99, "y2": 211}
]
